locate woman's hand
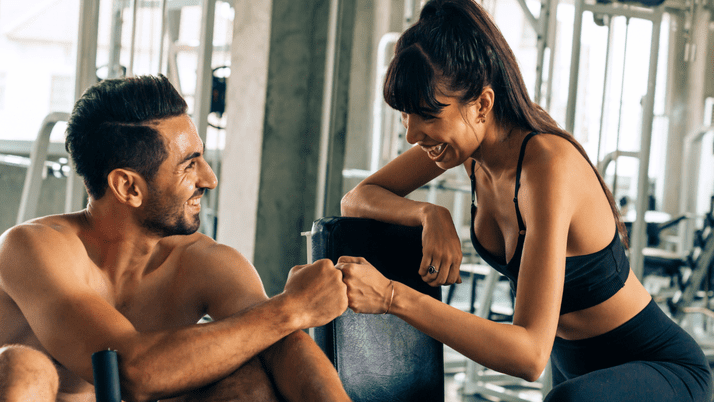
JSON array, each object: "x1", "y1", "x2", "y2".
[
  {"x1": 419, "y1": 205, "x2": 463, "y2": 286},
  {"x1": 337, "y1": 256, "x2": 394, "y2": 314}
]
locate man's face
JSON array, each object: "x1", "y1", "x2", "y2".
[{"x1": 140, "y1": 115, "x2": 217, "y2": 237}]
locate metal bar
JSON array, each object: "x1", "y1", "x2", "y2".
[
  {"x1": 678, "y1": 126, "x2": 714, "y2": 253},
  {"x1": 630, "y1": 10, "x2": 663, "y2": 280},
  {"x1": 370, "y1": 32, "x2": 400, "y2": 173},
  {"x1": 157, "y1": 0, "x2": 168, "y2": 74},
  {"x1": 582, "y1": 2, "x2": 660, "y2": 21},
  {"x1": 128, "y1": 0, "x2": 139, "y2": 76},
  {"x1": 565, "y1": 0, "x2": 584, "y2": 133},
  {"x1": 193, "y1": 0, "x2": 217, "y2": 144},
  {"x1": 65, "y1": 0, "x2": 100, "y2": 214},
  {"x1": 596, "y1": 17, "x2": 614, "y2": 163},
  {"x1": 544, "y1": 0, "x2": 558, "y2": 111},
  {"x1": 193, "y1": 0, "x2": 217, "y2": 238},
  {"x1": 515, "y1": 0, "x2": 539, "y2": 33},
  {"x1": 108, "y1": 0, "x2": 124, "y2": 79},
  {"x1": 17, "y1": 113, "x2": 71, "y2": 224},
  {"x1": 315, "y1": 0, "x2": 342, "y2": 219},
  {"x1": 611, "y1": 17, "x2": 631, "y2": 196},
  {"x1": 534, "y1": 0, "x2": 548, "y2": 103}
]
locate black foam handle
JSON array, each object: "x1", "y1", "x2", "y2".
[{"x1": 92, "y1": 349, "x2": 122, "y2": 402}]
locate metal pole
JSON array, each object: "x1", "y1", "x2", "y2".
[
  {"x1": 66, "y1": 0, "x2": 100, "y2": 213},
  {"x1": 128, "y1": 0, "x2": 139, "y2": 76},
  {"x1": 565, "y1": 0, "x2": 584, "y2": 133},
  {"x1": 678, "y1": 126, "x2": 713, "y2": 254},
  {"x1": 194, "y1": 0, "x2": 217, "y2": 144},
  {"x1": 108, "y1": 0, "x2": 123, "y2": 79},
  {"x1": 18, "y1": 113, "x2": 71, "y2": 224},
  {"x1": 630, "y1": 10, "x2": 662, "y2": 279},
  {"x1": 370, "y1": 32, "x2": 400, "y2": 173},
  {"x1": 596, "y1": 17, "x2": 613, "y2": 163},
  {"x1": 315, "y1": 0, "x2": 342, "y2": 220},
  {"x1": 544, "y1": 0, "x2": 558, "y2": 111},
  {"x1": 534, "y1": 0, "x2": 548, "y2": 104},
  {"x1": 611, "y1": 17, "x2": 631, "y2": 196},
  {"x1": 157, "y1": 0, "x2": 168, "y2": 74}
]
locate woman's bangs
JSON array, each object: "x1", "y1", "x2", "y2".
[{"x1": 383, "y1": 45, "x2": 447, "y2": 116}]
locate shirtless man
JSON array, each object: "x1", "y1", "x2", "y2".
[{"x1": 0, "y1": 75, "x2": 350, "y2": 402}]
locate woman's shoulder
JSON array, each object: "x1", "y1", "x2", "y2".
[{"x1": 521, "y1": 132, "x2": 589, "y2": 172}]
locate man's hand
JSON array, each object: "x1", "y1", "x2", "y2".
[{"x1": 282, "y1": 259, "x2": 348, "y2": 329}]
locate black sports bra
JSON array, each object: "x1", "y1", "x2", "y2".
[{"x1": 469, "y1": 132, "x2": 629, "y2": 315}]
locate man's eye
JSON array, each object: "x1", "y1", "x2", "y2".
[{"x1": 186, "y1": 161, "x2": 195, "y2": 169}]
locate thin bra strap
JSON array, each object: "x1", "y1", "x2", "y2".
[
  {"x1": 470, "y1": 159, "x2": 477, "y2": 239},
  {"x1": 470, "y1": 159, "x2": 476, "y2": 206},
  {"x1": 514, "y1": 132, "x2": 539, "y2": 232}
]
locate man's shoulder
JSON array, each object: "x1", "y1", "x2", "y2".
[
  {"x1": 1, "y1": 214, "x2": 83, "y2": 253},
  {"x1": 161, "y1": 232, "x2": 249, "y2": 268}
]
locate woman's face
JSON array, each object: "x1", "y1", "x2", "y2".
[{"x1": 401, "y1": 92, "x2": 483, "y2": 170}]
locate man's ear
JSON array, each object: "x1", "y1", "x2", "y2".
[{"x1": 107, "y1": 168, "x2": 146, "y2": 208}]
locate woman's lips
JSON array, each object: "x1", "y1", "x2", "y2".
[{"x1": 423, "y1": 143, "x2": 448, "y2": 161}]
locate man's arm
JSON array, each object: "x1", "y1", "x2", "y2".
[
  {"x1": 193, "y1": 243, "x2": 350, "y2": 402},
  {"x1": 0, "y1": 224, "x2": 347, "y2": 402}
]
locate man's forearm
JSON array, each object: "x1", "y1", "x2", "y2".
[
  {"x1": 260, "y1": 330, "x2": 351, "y2": 402},
  {"x1": 119, "y1": 294, "x2": 302, "y2": 401}
]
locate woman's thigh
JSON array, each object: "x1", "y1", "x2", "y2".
[{"x1": 545, "y1": 361, "x2": 710, "y2": 402}]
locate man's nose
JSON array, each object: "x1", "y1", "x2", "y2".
[{"x1": 198, "y1": 158, "x2": 218, "y2": 190}]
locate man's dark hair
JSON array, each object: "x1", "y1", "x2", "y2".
[{"x1": 65, "y1": 75, "x2": 188, "y2": 199}]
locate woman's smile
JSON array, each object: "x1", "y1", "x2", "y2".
[{"x1": 421, "y1": 142, "x2": 448, "y2": 161}]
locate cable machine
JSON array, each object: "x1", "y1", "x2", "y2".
[{"x1": 565, "y1": 0, "x2": 664, "y2": 280}]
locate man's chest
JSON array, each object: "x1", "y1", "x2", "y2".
[{"x1": 89, "y1": 263, "x2": 206, "y2": 332}]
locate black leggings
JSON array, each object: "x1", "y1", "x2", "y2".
[{"x1": 546, "y1": 299, "x2": 712, "y2": 402}]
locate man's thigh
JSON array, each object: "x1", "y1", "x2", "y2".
[
  {"x1": 164, "y1": 357, "x2": 283, "y2": 402},
  {"x1": 0, "y1": 344, "x2": 59, "y2": 402}
]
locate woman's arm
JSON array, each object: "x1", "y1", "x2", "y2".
[
  {"x1": 339, "y1": 137, "x2": 581, "y2": 381},
  {"x1": 341, "y1": 146, "x2": 463, "y2": 285},
  {"x1": 341, "y1": 146, "x2": 445, "y2": 225}
]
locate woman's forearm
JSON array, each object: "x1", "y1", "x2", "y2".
[
  {"x1": 341, "y1": 183, "x2": 446, "y2": 228},
  {"x1": 389, "y1": 281, "x2": 550, "y2": 381}
]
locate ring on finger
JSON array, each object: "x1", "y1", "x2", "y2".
[{"x1": 427, "y1": 265, "x2": 439, "y2": 275}]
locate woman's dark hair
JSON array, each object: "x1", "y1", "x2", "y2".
[
  {"x1": 65, "y1": 75, "x2": 188, "y2": 200},
  {"x1": 384, "y1": 0, "x2": 628, "y2": 246}
]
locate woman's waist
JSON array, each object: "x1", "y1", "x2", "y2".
[{"x1": 556, "y1": 272, "x2": 652, "y2": 341}]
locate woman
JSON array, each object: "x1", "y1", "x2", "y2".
[{"x1": 338, "y1": 0, "x2": 712, "y2": 400}]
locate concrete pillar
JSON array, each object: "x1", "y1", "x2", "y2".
[
  {"x1": 218, "y1": 0, "x2": 356, "y2": 296},
  {"x1": 661, "y1": 11, "x2": 688, "y2": 217},
  {"x1": 216, "y1": 0, "x2": 273, "y2": 265}
]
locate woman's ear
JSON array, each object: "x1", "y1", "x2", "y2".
[
  {"x1": 477, "y1": 87, "x2": 495, "y2": 119},
  {"x1": 107, "y1": 168, "x2": 146, "y2": 208}
]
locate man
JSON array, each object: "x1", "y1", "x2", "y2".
[{"x1": 0, "y1": 75, "x2": 350, "y2": 401}]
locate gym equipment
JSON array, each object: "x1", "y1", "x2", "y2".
[
  {"x1": 16, "y1": 112, "x2": 70, "y2": 225},
  {"x1": 92, "y1": 349, "x2": 122, "y2": 402},
  {"x1": 309, "y1": 217, "x2": 444, "y2": 402},
  {"x1": 668, "y1": 195, "x2": 714, "y2": 322}
]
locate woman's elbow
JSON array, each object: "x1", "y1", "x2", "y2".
[
  {"x1": 340, "y1": 189, "x2": 358, "y2": 216},
  {"x1": 516, "y1": 352, "x2": 550, "y2": 383}
]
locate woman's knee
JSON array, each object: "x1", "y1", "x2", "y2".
[{"x1": 0, "y1": 345, "x2": 59, "y2": 400}]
